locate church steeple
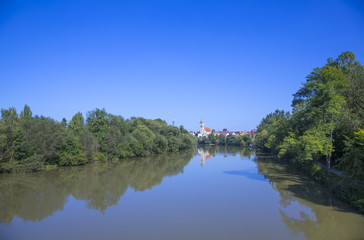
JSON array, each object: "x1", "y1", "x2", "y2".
[{"x1": 200, "y1": 120, "x2": 205, "y2": 134}]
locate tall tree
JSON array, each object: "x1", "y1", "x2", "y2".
[
  {"x1": 86, "y1": 109, "x2": 110, "y2": 154},
  {"x1": 293, "y1": 65, "x2": 347, "y2": 170},
  {"x1": 20, "y1": 105, "x2": 32, "y2": 119},
  {"x1": 69, "y1": 112, "x2": 85, "y2": 135}
]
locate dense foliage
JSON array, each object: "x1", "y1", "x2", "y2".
[
  {"x1": 255, "y1": 51, "x2": 364, "y2": 182},
  {"x1": 0, "y1": 107, "x2": 196, "y2": 173}
]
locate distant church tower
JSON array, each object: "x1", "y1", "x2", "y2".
[
  {"x1": 200, "y1": 120, "x2": 205, "y2": 135},
  {"x1": 198, "y1": 120, "x2": 211, "y2": 138}
]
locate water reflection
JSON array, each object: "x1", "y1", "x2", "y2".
[
  {"x1": 2, "y1": 147, "x2": 364, "y2": 240},
  {"x1": 0, "y1": 150, "x2": 195, "y2": 224},
  {"x1": 254, "y1": 154, "x2": 364, "y2": 240},
  {"x1": 197, "y1": 145, "x2": 254, "y2": 166},
  {"x1": 197, "y1": 148, "x2": 211, "y2": 166}
]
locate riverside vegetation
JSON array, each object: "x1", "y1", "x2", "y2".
[
  {"x1": 0, "y1": 107, "x2": 196, "y2": 173},
  {"x1": 198, "y1": 131, "x2": 254, "y2": 146},
  {"x1": 255, "y1": 51, "x2": 364, "y2": 211}
]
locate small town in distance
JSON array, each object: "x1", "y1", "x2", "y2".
[{"x1": 188, "y1": 121, "x2": 257, "y2": 139}]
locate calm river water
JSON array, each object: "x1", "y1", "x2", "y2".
[{"x1": 1, "y1": 146, "x2": 364, "y2": 240}]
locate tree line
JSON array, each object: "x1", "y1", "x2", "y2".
[
  {"x1": 255, "y1": 51, "x2": 364, "y2": 181},
  {"x1": 0, "y1": 107, "x2": 197, "y2": 173},
  {"x1": 198, "y1": 132, "x2": 254, "y2": 146}
]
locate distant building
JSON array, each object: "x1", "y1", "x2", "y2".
[
  {"x1": 198, "y1": 121, "x2": 211, "y2": 137},
  {"x1": 214, "y1": 131, "x2": 241, "y2": 137},
  {"x1": 214, "y1": 131, "x2": 229, "y2": 137}
]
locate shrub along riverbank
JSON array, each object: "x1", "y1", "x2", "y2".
[
  {"x1": 0, "y1": 107, "x2": 197, "y2": 173},
  {"x1": 255, "y1": 51, "x2": 364, "y2": 211}
]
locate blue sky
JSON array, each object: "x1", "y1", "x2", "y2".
[{"x1": 1, "y1": 0, "x2": 363, "y2": 131}]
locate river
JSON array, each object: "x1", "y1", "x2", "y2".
[{"x1": 1, "y1": 146, "x2": 363, "y2": 240}]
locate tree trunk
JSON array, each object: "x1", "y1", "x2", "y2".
[
  {"x1": 323, "y1": 113, "x2": 330, "y2": 174},
  {"x1": 327, "y1": 112, "x2": 334, "y2": 173}
]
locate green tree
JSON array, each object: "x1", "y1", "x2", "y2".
[
  {"x1": 226, "y1": 135, "x2": 240, "y2": 146},
  {"x1": 217, "y1": 134, "x2": 226, "y2": 145},
  {"x1": 153, "y1": 134, "x2": 169, "y2": 153},
  {"x1": 255, "y1": 110, "x2": 290, "y2": 153},
  {"x1": 86, "y1": 109, "x2": 110, "y2": 154},
  {"x1": 12, "y1": 127, "x2": 29, "y2": 161},
  {"x1": 179, "y1": 125, "x2": 188, "y2": 134},
  {"x1": 1, "y1": 107, "x2": 18, "y2": 128},
  {"x1": 131, "y1": 126, "x2": 154, "y2": 156},
  {"x1": 208, "y1": 133, "x2": 217, "y2": 144},
  {"x1": 61, "y1": 118, "x2": 67, "y2": 127},
  {"x1": 293, "y1": 65, "x2": 347, "y2": 170},
  {"x1": 58, "y1": 134, "x2": 87, "y2": 166},
  {"x1": 20, "y1": 105, "x2": 32, "y2": 119},
  {"x1": 239, "y1": 134, "x2": 253, "y2": 146},
  {"x1": 69, "y1": 112, "x2": 84, "y2": 135},
  {"x1": 337, "y1": 129, "x2": 364, "y2": 181}
]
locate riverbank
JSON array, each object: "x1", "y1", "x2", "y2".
[
  {"x1": 1, "y1": 146, "x2": 198, "y2": 174},
  {"x1": 0, "y1": 106, "x2": 197, "y2": 174},
  {"x1": 254, "y1": 52, "x2": 364, "y2": 211},
  {"x1": 283, "y1": 157, "x2": 364, "y2": 212}
]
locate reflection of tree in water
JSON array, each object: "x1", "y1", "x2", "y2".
[
  {"x1": 255, "y1": 155, "x2": 364, "y2": 240},
  {"x1": 198, "y1": 145, "x2": 254, "y2": 159},
  {"x1": 0, "y1": 171, "x2": 68, "y2": 224},
  {"x1": 0, "y1": 150, "x2": 194, "y2": 223}
]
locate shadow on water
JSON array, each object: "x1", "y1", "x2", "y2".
[
  {"x1": 223, "y1": 170, "x2": 268, "y2": 182},
  {"x1": 0, "y1": 150, "x2": 195, "y2": 224}
]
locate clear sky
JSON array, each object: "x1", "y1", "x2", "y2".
[{"x1": 1, "y1": 0, "x2": 363, "y2": 132}]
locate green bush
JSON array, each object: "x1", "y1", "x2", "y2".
[
  {"x1": 0, "y1": 154, "x2": 45, "y2": 173},
  {"x1": 92, "y1": 152, "x2": 107, "y2": 162}
]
